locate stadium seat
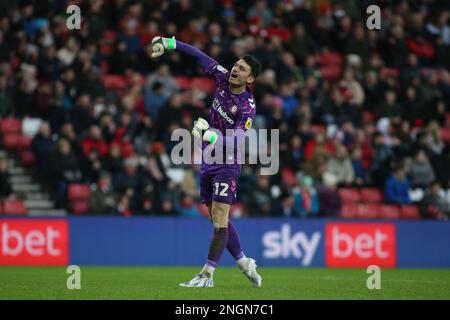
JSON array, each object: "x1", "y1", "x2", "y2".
[
  {"x1": 400, "y1": 205, "x2": 421, "y2": 220},
  {"x1": 175, "y1": 76, "x2": 191, "y2": 90},
  {"x1": 441, "y1": 128, "x2": 450, "y2": 143},
  {"x1": 338, "y1": 188, "x2": 361, "y2": 203},
  {"x1": 360, "y1": 188, "x2": 383, "y2": 203},
  {"x1": 310, "y1": 125, "x2": 326, "y2": 135},
  {"x1": 190, "y1": 77, "x2": 215, "y2": 93},
  {"x1": 197, "y1": 204, "x2": 210, "y2": 218},
  {"x1": 341, "y1": 203, "x2": 358, "y2": 218},
  {"x1": 99, "y1": 30, "x2": 116, "y2": 55},
  {"x1": 445, "y1": 112, "x2": 450, "y2": 127},
  {"x1": 356, "y1": 203, "x2": 379, "y2": 219},
  {"x1": 0, "y1": 118, "x2": 21, "y2": 134},
  {"x1": 17, "y1": 135, "x2": 32, "y2": 150},
  {"x1": 2, "y1": 134, "x2": 19, "y2": 150},
  {"x1": 281, "y1": 167, "x2": 298, "y2": 187},
  {"x1": 103, "y1": 30, "x2": 117, "y2": 42},
  {"x1": 2, "y1": 200, "x2": 27, "y2": 215},
  {"x1": 362, "y1": 111, "x2": 375, "y2": 123},
  {"x1": 379, "y1": 67, "x2": 400, "y2": 78},
  {"x1": 71, "y1": 200, "x2": 89, "y2": 215},
  {"x1": 315, "y1": 51, "x2": 343, "y2": 65},
  {"x1": 379, "y1": 204, "x2": 400, "y2": 219},
  {"x1": 20, "y1": 150, "x2": 35, "y2": 166},
  {"x1": 102, "y1": 75, "x2": 127, "y2": 90},
  {"x1": 67, "y1": 184, "x2": 90, "y2": 201},
  {"x1": 100, "y1": 44, "x2": 114, "y2": 55},
  {"x1": 319, "y1": 65, "x2": 341, "y2": 81}
]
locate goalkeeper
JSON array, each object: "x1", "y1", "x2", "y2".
[{"x1": 148, "y1": 36, "x2": 262, "y2": 288}]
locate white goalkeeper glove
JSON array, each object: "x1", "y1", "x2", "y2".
[
  {"x1": 148, "y1": 36, "x2": 176, "y2": 59},
  {"x1": 192, "y1": 118, "x2": 218, "y2": 144}
]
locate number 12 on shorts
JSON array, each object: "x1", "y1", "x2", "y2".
[{"x1": 214, "y1": 182, "x2": 229, "y2": 197}]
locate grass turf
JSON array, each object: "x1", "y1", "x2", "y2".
[{"x1": 0, "y1": 267, "x2": 449, "y2": 300}]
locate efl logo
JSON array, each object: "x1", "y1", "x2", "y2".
[
  {"x1": 325, "y1": 223, "x2": 396, "y2": 268},
  {"x1": 0, "y1": 220, "x2": 68, "y2": 266}
]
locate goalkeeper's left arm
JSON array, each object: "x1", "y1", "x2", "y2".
[
  {"x1": 148, "y1": 37, "x2": 248, "y2": 149},
  {"x1": 148, "y1": 36, "x2": 222, "y2": 79}
]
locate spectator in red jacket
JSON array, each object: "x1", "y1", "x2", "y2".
[{"x1": 81, "y1": 125, "x2": 109, "y2": 158}]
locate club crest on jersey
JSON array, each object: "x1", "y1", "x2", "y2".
[
  {"x1": 230, "y1": 105, "x2": 238, "y2": 114},
  {"x1": 245, "y1": 117, "x2": 253, "y2": 129}
]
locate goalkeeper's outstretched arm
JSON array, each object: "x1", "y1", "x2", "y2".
[{"x1": 149, "y1": 37, "x2": 220, "y2": 76}]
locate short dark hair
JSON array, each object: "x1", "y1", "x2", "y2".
[{"x1": 240, "y1": 54, "x2": 262, "y2": 79}]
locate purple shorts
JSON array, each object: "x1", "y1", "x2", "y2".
[{"x1": 200, "y1": 165, "x2": 240, "y2": 205}]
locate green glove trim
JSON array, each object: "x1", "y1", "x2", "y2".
[
  {"x1": 167, "y1": 37, "x2": 176, "y2": 50},
  {"x1": 209, "y1": 132, "x2": 218, "y2": 144}
]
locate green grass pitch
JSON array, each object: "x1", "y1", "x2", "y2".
[{"x1": 1, "y1": 267, "x2": 449, "y2": 300}]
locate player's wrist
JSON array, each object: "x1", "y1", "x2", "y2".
[
  {"x1": 203, "y1": 130, "x2": 218, "y2": 144},
  {"x1": 166, "y1": 37, "x2": 176, "y2": 50}
]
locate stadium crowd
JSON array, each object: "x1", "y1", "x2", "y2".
[{"x1": 0, "y1": 0, "x2": 450, "y2": 219}]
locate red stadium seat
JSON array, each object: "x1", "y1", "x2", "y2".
[
  {"x1": 103, "y1": 30, "x2": 117, "y2": 42},
  {"x1": 197, "y1": 204, "x2": 210, "y2": 218},
  {"x1": 441, "y1": 128, "x2": 450, "y2": 143},
  {"x1": 100, "y1": 44, "x2": 114, "y2": 55},
  {"x1": 190, "y1": 77, "x2": 215, "y2": 93},
  {"x1": 282, "y1": 167, "x2": 297, "y2": 187},
  {"x1": 379, "y1": 205, "x2": 400, "y2": 219},
  {"x1": 67, "y1": 184, "x2": 90, "y2": 201},
  {"x1": 341, "y1": 203, "x2": 358, "y2": 218},
  {"x1": 338, "y1": 188, "x2": 361, "y2": 203},
  {"x1": 2, "y1": 200, "x2": 27, "y2": 215},
  {"x1": 0, "y1": 118, "x2": 21, "y2": 134},
  {"x1": 71, "y1": 200, "x2": 89, "y2": 215},
  {"x1": 102, "y1": 75, "x2": 127, "y2": 90},
  {"x1": 20, "y1": 150, "x2": 35, "y2": 166},
  {"x1": 400, "y1": 205, "x2": 421, "y2": 220},
  {"x1": 360, "y1": 188, "x2": 383, "y2": 203},
  {"x1": 319, "y1": 65, "x2": 341, "y2": 81},
  {"x1": 2, "y1": 134, "x2": 19, "y2": 150},
  {"x1": 175, "y1": 76, "x2": 191, "y2": 90},
  {"x1": 362, "y1": 111, "x2": 375, "y2": 123},
  {"x1": 315, "y1": 51, "x2": 343, "y2": 65},
  {"x1": 17, "y1": 135, "x2": 32, "y2": 150},
  {"x1": 379, "y1": 67, "x2": 400, "y2": 78},
  {"x1": 356, "y1": 203, "x2": 379, "y2": 219},
  {"x1": 310, "y1": 125, "x2": 326, "y2": 135},
  {"x1": 445, "y1": 112, "x2": 450, "y2": 127}
]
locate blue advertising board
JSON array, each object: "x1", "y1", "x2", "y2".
[{"x1": 67, "y1": 217, "x2": 450, "y2": 268}]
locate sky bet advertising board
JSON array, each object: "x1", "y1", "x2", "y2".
[{"x1": 0, "y1": 217, "x2": 449, "y2": 267}]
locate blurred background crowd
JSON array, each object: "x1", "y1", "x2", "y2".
[{"x1": 0, "y1": 0, "x2": 450, "y2": 219}]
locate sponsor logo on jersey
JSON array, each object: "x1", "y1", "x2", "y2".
[
  {"x1": 245, "y1": 117, "x2": 253, "y2": 129},
  {"x1": 216, "y1": 65, "x2": 228, "y2": 74},
  {"x1": 212, "y1": 98, "x2": 235, "y2": 125}
]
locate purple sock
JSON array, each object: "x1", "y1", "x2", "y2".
[
  {"x1": 227, "y1": 222, "x2": 244, "y2": 260},
  {"x1": 207, "y1": 227, "x2": 228, "y2": 267}
]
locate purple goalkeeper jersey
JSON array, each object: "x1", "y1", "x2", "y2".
[{"x1": 176, "y1": 40, "x2": 256, "y2": 172}]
